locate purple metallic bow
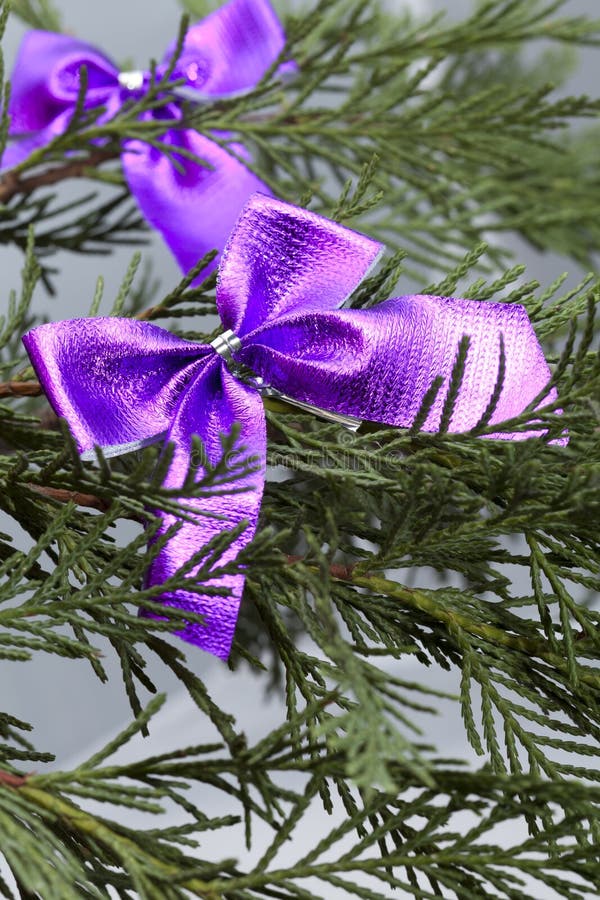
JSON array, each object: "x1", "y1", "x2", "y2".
[
  {"x1": 23, "y1": 194, "x2": 558, "y2": 659},
  {"x1": 3, "y1": 0, "x2": 294, "y2": 276}
]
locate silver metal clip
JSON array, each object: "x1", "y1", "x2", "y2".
[
  {"x1": 210, "y1": 330, "x2": 242, "y2": 368},
  {"x1": 118, "y1": 70, "x2": 145, "y2": 92},
  {"x1": 210, "y1": 332, "x2": 362, "y2": 433},
  {"x1": 248, "y1": 376, "x2": 362, "y2": 433}
]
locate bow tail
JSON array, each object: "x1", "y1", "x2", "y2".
[
  {"x1": 243, "y1": 295, "x2": 558, "y2": 438},
  {"x1": 122, "y1": 130, "x2": 270, "y2": 281},
  {"x1": 143, "y1": 361, "x2": 267, "y2": 659},
  {"x1": 2, "y1": 29, "x2": 121, "y2": 172}
]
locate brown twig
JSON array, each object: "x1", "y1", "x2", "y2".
[
  {"x1": 0, "y1": 149, "x2": 118, "y2": 204},
  {"x1": 29, "y1": 484, "x2": 111, "y2": 513},
  {"x1": 286, "y1": 555, "x2": 356, "y2": 581},
  {"x1": 29, "y1": 485, "x2": 146, "y2": 521},
  {"x1": 0, "y1": 770, "x2": 31, "y2": 788},
  {"x1": 0, "y1": 380, "x2": 43, "y2": 398},
  {"x1": 137, "y1": 305, "x2": 164, "y2": 321},
  {"x1": 286, "y1": 556, "x2": 600, "y2": 688}
]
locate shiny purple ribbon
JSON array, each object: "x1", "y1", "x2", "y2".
[
  {"x1": 2, "y1": 0, "x2": 294, "y2": 276},
  {"x1": 23, "y1": 194, "x2": 558, "y2": 659}
]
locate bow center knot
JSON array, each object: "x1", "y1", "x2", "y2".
[
  {"x1": 210, "y1": 330, "x2": 242, "y2": 369},
  {"x1": 118, "y1": 70, "x2": 146, "y2": 93},
  {"x1": 184, "y1": 60, "x2": 209, "y2": 85}
]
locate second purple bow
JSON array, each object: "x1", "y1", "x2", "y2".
[
  {"x1": 3, "y1": 0, "x2": 294, "y2": 276},
  {"x1": 23, "y1": 194, "x2": 559, "y2": 659}
]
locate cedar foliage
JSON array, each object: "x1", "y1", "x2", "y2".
[{"x1": 0, "y1": 0, "x2": 599, "y2": 897}]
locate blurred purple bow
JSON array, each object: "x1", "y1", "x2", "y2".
[
  {"x1": 2, "y1": 0, "x2": 294, "y2": 276},
  {"x1": 23, "y1": 194, "x2": 559, "y2": 659}
]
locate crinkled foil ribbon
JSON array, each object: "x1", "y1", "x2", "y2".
[{"x1": 23, "y1": 194, "x2": 561, "y2": 659}]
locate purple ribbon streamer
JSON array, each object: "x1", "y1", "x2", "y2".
[
  {"x1": 2, "y1": 0, "x2": 294, "y2": 278},
  {"x1": 23, "y1": 194, "x2": 560, "y2": 659}
]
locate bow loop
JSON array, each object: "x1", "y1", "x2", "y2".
[
  {"x1": 238, "y1": 296, "x2": 558, "y2": 438},
  {"x1": 217, "y1": 194, "x2": 384, "y2": 337},
  {"x1": 22, "y1": 318, "x2": 210, "y2": 459},
  {"x1": 50, "y1": 53, "x2": 119, "y2": 101},
  {"x1": 8, "y1": 31, "x2": 118, "y2": 134},
  {"x1": 164, "y1": 0, "x2": 294, "y2": 98}
]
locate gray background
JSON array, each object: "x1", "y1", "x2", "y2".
[{"x1": 0, "y1": 1, "x2": 597, "y2": 896}]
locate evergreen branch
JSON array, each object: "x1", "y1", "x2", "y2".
[
  {"x1": 14, "y1": 788, "x2": 218, "y2": 899},
  {"x1": 28, "y1": 484, "x2": 112, "y2": 512},
  {"x1": 0, "y1": 3, "x2": 599, "y2": 893},
  {"x1": 8, "y1": 0, "x2": 62, "y2": 31},
  {"x1": 0, "y1": 381, "x2": 42, "y2": 398},
  {"x1": 0, "y1": 149, "x2": 117, "y2": 204},
  {"x1": 3, "y1": 694, "x2": 600, "y2": 898},
  {"x1": 2, "y1": 1, "x2": 600, "y2": 274},
  {"x1": 287, "y1": 559, "x2": 599, "y2": 688}
]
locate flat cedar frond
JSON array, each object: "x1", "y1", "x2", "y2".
[{"x1": 0, "y1": 0, "x2": 599, "y2": 896}]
